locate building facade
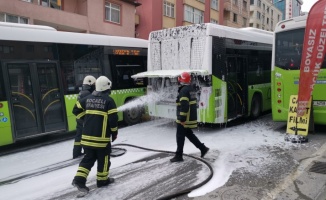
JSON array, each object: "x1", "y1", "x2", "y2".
[
  {"x1": 223, "y1": 0, "x2": 250, "y2": 28},
  {"x1": 272, "y1": 0, "x2": 303, "y2": 20},
  {"x1": 249, "y1": 0, "x2": 283, "y2": 31},
  {"x1": 136, "y1": 0, "x2": 251, "y2": 40},
  {"x1": 0, "y1": 0, "x2": 140, "y2": 37}
]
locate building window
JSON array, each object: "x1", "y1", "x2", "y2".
[
  {"x1": 105, "y1": 2, "x2": 121, "y2": 24},
  {"x1": 163, "y1": 1, "x2": 175, "y2": 18},
  {"x1": 184, "y1": 5, "x2": 203, "y2": 24},
  {"x1": 0, "y1": 13, "x2": 28, "y2": 24},
  {"x1": 21, "y1": 0, "x2": 32, "y2": 2},
  {"x1": 243, "y1": 1, "x2": 247, "y2": 10},
  {"x1": 250, "y1": 0, "x2": 254, "y2": 5},
  {"x1": 233, "y1": 13, "x2": 238, "y2": 23},
  {"x1": 249, "y1": 23, "x2": 253, "y2": 27},
  {"x1": 257, "y1": 0, "x2": 261, "y2": 7},
  {"x1": 271, "y1": 9, "x2": 274, "y2": 17},
  {"x1": 211, "y1": 0, "x2": 218, "y2": 10},
  {"x1": 41, "y1": 0, "x2": 61, "y2": 10},
  {"x1": 233, "y1": 0, "x2": 238, "y2": 5},
  {"x1": 210, "y1": 19, "x2": 218, "y2": 24},
  {"x1": 197, "y1": 0, "x2": 205, "y2": 3},
  {"x1": 243, "y1": 17, "x2": 247, "y2": 27},
  {"x1": 257, "y1": 11, "x2": 261, "y2": 19}
]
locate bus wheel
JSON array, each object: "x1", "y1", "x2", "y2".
[
  {"x1": 250, "y1": 94, "x2": 262, "y2": 119},
  {"x1": 123, "y1": 102, "x2": 143, "y2": 125}
]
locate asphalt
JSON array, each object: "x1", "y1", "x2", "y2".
[{"x1": 178, "y1": 125, "x2": 326, "y2": 200}]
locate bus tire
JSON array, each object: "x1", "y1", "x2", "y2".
[
  {"x1": 123, "y1": 99, "x2": 143, "y2": 125},
  {"x1": 250, "y1": 94, "x2": 262, "y2": 119}
]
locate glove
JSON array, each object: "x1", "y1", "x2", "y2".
[{"x1": 112, "y1": 133, "x2": 117, "y2": 142}]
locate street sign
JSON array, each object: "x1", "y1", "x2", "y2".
[{"x1": 286, "y1": 95, "x2": 312, "y2": 136}]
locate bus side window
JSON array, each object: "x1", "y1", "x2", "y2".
[
  {"x1": 0, "y1": 67, "x2": 5, "y2": 101},
  {"x1": 322, "y1": 55, "x2": 326, "y2": 69}
]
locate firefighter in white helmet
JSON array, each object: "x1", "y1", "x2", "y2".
[
  {"x1": 72, "y1": 76, "x2": 118, "y2": 194},
  {"x1": 73, "y1": 75, "x2": 96, "y2": 159}
]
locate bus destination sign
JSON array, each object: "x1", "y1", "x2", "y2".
[{"x1": 113, "y1": 49, "x2": 141, "y2": 55}]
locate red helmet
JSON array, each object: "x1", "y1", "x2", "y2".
[{"x1": 178, "y1": 72, "x2": 191, "y2": 84}]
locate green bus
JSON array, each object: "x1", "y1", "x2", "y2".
[
  {"x1": 132, "y1": 23, "x2": 272, "y2": 124},
  {"x1": 0, "y1": 22, "x2": 148, "y2": 146},
  {"x1": 272, "y1": 15, "x2": 326, "y2": 125}
]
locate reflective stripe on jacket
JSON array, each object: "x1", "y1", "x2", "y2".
[
  {"x1": 73, "y1": 90, "x2": 118, "y2": 148},
  {"x1": 176, "y1": 85, "x2": 197, "y2": 129}
]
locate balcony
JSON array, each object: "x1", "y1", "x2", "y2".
[
  {"x1": 0, "y1": 0, "x2": 88, "y2": 32},
  {"x1": 224, "y1": 0, "x2": 232, "y2": 12}
]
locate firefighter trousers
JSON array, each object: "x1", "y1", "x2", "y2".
[
  {"x1": 176, "y1": 123, "x2": 205, "y2": 155},
  {"x1": 74, "y1": 143, "x2": 111, "y2": 184}
]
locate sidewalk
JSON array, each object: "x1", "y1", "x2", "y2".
[
  {"x1": 270, "y1": 142, "x2": 326, "y2": 200},
  {"x1": 191, "y1": 142, "x2": 326, "y2": 200}
]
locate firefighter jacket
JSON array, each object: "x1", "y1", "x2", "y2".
[
  {"x1": 76, "y1": 84, "x2": 95, "y2": 123},
  {"x1": 77, "y1": 84, "x2": 95, "y2": 101},
  {"x1": 176, "y1": 84, "x2": 197, "y2": 129},
  {"x1": 72, "y1": 90, "x2": 118, "y2": 149}
]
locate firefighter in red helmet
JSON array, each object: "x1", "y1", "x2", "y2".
[{"x1": 170, "y1": 72, "x2": 209, "y2": 162}]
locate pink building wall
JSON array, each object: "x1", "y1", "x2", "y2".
[
  {"x1": 176, "y1": 0, "x2": 183, "y2": 27},
  {"x1": 0, "y1": 0, "x2": 136, "y2": 37},
  {"x1": 136, "y1": 0, "x2": 163, "y2": 40},
  {"x1": 136, "y1": 0, "x2": 225, "y2": 39},
  {"x1": 204, "y1": 0, "x2": 210, "y2": 22}
]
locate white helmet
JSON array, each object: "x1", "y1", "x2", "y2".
[
  {"x1": 83, "y1": 75, "x2": 96, "y2": 85},
  {"x1": 96, "y1": 76, "x2": 112, "y2": 91}
]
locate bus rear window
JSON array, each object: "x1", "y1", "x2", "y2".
[{"x1": 275, "y1": 28, "x2": 326, "y2": 70}]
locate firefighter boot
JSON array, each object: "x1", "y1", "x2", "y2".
[
  {"x1": 97, "y1": 177, "x2": 115, "y2": 188},
  {"x1": 170, "y1": 154, "x2": 184, "y2": 162},
  {"x1": 72, "y1": 179, "x2": 89, "y2": 193},
  {"x1": 201, "y1": 146, "x2": 210, "y2": 158}
]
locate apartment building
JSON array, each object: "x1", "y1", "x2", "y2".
[
  {"x1": 272, "y1": 0, "x2": 302, "y2": 20},
  {"x1": 223, "y1": 0, "x2": 250, "y2": 28},
  {"x1": 0, "y1": 0, "x2": 140, "y2": 37},
  {"x1": 249, "y1": 0, "x2": 283, "y2": 31},
  {"x1": 135, "y1": 0, "x2": 251, "y2": 40}
]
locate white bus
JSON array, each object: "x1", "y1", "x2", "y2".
[
  {"x1": 132, "y1": 23, "x2": 273, "y2": 124},
  {"x1": 0, "y1": 22, "x2": 148, "y2": 146}
]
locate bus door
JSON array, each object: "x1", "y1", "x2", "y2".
[
  {"x1": 3, "y1": 62, "x2": 66, "y2": 139},
  {"x1": 226, "y1": 56, "x2": 247, "y2": 119}
]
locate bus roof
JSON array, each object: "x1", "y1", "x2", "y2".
[
  {"x1": 149, "y1": 23, "x2": 273, "y2": 45},
  {"x1": 207, "y1": 23, "x2": 272, "y2": 44},
  {"x1": 0, "y1": 22, "x2": 148, "y2": 48},
  {"x1": 274, "y1": 15, "x2": 307, "y2": 33}
]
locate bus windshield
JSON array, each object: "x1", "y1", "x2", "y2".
[{"x1": 275, "y1": 28, "x2": 305, "y2": 70}]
